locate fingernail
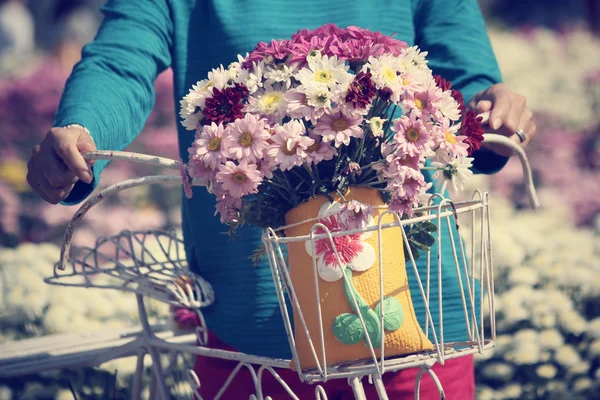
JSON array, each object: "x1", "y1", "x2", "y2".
[
  {"x1": 81, "y1": 170, "x2": 92, "y2": 183},
  {"x1": 492, "y1": 118, "x2": 502, "y2": 130}
]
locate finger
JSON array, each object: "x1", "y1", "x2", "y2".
[
  {"x1": 488, "y1": 93, "x2": 513, "y2": 131},
  {"x1": 41, "y1": 150, "x2": 79, "y2": 189},
  {"x1": 28, "y1": 171, "x2": 71, "y2": 204},
  {"x1": 476, "y1": 100, "x2": 493, "y2": 113},
  {"x1": 53, "y1": 142, "x2": 93, "y2": 184},
  {"x1": 497, "y1": 102, "x2": 522, "y2": 137}
]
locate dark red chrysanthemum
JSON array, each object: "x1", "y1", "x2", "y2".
[
  {"x1": 345, "y1": 72, "x2": 377, "y2": 109},
  {"x1": 451, "y1": 89, "x2": 466, "y2": 115},
  {"x1": 378, "y1": 87, "x2": 393, "y2": 101},
  {"x1": 460, "y1": 109, "x2": 485, "y2": 155},
  {"x1": 433, "y1": 75, "x2": 453, "y2": 92},
  {"x1": 202, "y1": 83, "x2": 248, "y2": 126}
]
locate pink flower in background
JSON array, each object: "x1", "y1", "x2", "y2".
[
  {"x1": 179, "y1": 162, "x2": 193, "y2": 199},
  {"x1": 172, "y1": 307, "x2": 200, "y2": 329},
  {"x1": 285, "y1": 89, "x2": 325, "y2": 123},
  {"x1": 402, "y1": 82, "x2": 442, "y2": 119},
  {"x1": 214, "y1": 191, "x2": 243, "y2": 224},
  {"x1": 216, "y1": 160, "x2": 262, "y2": 198}
]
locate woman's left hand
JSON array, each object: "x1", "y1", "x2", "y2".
[{"x1": 468, "y1": 83, "x2": 537, "y2": 156}]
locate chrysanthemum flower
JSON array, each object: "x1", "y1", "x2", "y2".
[
  {"x1": 202, "y1": 83, "x2": 248, "y2": 126},
  {"x1": 432, "y1": 157, "x2": 474, "y2": 193},
  {"x1": 285, "y1": 89, "x2": 326, "y2": 123},
  {"x1": 267, "y1": 120, "x2": 314, "y2": 170},
  {"x1": 295, "y1": 53, "x2": 351, "y2": 90},
  {"x1": 305, "y1": 134, "x2": 337, "y2": 165},
  {"x1": 391, "y1": 114, "x2": 432, "y2": 157},
  {"x1": 245, "y1": 84, "x2": 288, "y2": 124},
  {"x1": 216, "y1": 160, "x2": 262, "y2": 198},
  {"x1": 189, "y1": 122, "x2": 230, "y2": 169},
  {"x1": 224, "y1": 113, "x2": 270, "y2": 162},
  {"x1": 312, "y1": 111, "x2": 364, "y2": 147}
]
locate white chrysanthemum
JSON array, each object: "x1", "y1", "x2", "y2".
[
  {"x1": 366, "y1": 54, "x2": 403, "y2": 91},
  {"x1": 295, "y1": 53, "x2": 351, "y2": 90},
  {"x1": 569, "y1": 361, "x2": 590, "y2": 376},
  {"x1": 538, "y1": 329, "x2": 564, "y2": 350},
  {"x1": 531, "y1": 303, "x2": 557, "y2": 329},
  {"x1": 481, "y1": 362, "x2": 514, "y2": 381},
  {"x1": 245, "y1": 84, "x2": 287, "y2": 124},
  {"x1": 399, "y1": 45, "x2": 429, "y2": 71},
  {"x1": 555, "y1": 344, "x2": 581, "y2": 368},
  {"x1": 431, "y1": 157, "x2": 474, "y2": 194},
  {"x1": 437, "y1": 90, "x2": 461, "y2": 121},
  {"x1": 587, "y1": 317, "x2": 600, "y2": 339},
  {"x1": 207, "y1": 64, "x2": 231, "y2": 88},
  {"x1": 235, "y1": 60, "x2": 264, "y2": 93},
  {"x1": 264, "y1": 63, "x2": 297, "y2": 88},
  {"x1": 477, "y1": 386, "x2": 498, "y2": 400},
  {"x1": 536, "y1": 364, "x2": 557, "y2": 379},
  {"x1": 367, "y1": 117, "x2": 386, "y2": 137},
  {"x1": 300, "y1": 83, "x2": 334, "y2": 111}
]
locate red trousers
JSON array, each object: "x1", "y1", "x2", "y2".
[{"x1": 194, "y1": 333, "x2": 475, "y2": 400}]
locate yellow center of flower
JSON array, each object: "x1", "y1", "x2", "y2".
[
  {"x1": 239, "y1": 132, "x2": 254, "y2": 147},
  {"x1": 0, "y1": 160, "x2": 29, "y2": 192},
  {"x1": 444, "y1": 131, "x2": 457, "y2": 144},
  {"x1": 331, "y1": 118, "x2": 349, "y2": 132},
  {"x1": 260, "y1": 92, "x2": 284, "y2": 113},
  {"x1": 208, "y1": 137, "x2": 222, "y2": 151},
  {"x1": 402, "y1": 78, "x2": 410, "y2": 86},
  {"x1": 415, "y1": 98, "x2": 424, "y2": 110},
  {"x1": 406, "y1": 128, "x2": 420, "y2": 142},
  {"x1": 382, "y1": 67, "x2": 396, "y2": 82},
  {"x1": 315, "y1": 69, "x2": 333, "y2": 83},
  {"x1": 232, "y1": 172, "x2": 247, "y2": 184}
]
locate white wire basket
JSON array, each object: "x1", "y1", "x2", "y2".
[{"x1": 41, "y1": 133, "x2": 539, "y2": 400}]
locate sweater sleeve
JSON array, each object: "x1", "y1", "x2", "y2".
[
  {"x1": 414, "y1": 0, "x2": 509, "y2": 174},
  {"x1": 55, "y1": 0, "x2": 173, "y2": 204}
]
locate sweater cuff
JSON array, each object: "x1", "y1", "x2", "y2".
[{"x1": 471, "y1": 147, "x2": 509, "y2": 175}]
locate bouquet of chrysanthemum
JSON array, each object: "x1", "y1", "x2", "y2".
[
  {"x1": 179, "y1": 23, "x2": 488, "y2": 368},
  {"x1": 180, "y1": 24, "x2": 483, "y2": 235}
]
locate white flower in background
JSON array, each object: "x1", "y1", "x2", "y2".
[
  {"x1": 367, "y1": 117, "x2": 386, "y2": 137},
  {"x1": 514, "y1": 329, "x2": 538, "y2": 343},
  {"x1": 477, "y1": 386, "x2": 499, "y2": 400},
  {"x1": 588, "y1": 339, "x2": 600, "y2": 358},
  {"x1": 586, "y1": 317, "x2": 600, "y2": 339},
  {"x1": 365, "y1": 54, "x2": 403, "y2": 91},
  {"x1": 531, "y1": 303, "x2": 557, "y2": 329},
  {"x1": 569, "y1": 361, "x2": 590, "y2": 376},
  {"x1": 536, "y1": 364, "x2": 557, "y2": 380},
  {"x1": 511, "y1": 341, "x2": 541, "y2": 365},
  {"x1": 558, "y1": 309, "x2": 588, "y2": 335},
  {"x1": 399, "y1": 46, "x2": 429, "y2": 72},
  {"x1": 500, "y1": 384, "x2": 522, "y2": 400},
  {"x1": 295, "y1": 53, "x2": 351, "y2": 90},
  {"x1": 555, "y1": 344, "x2": 581, "y2": 369},
  {"x1": 481, "y1": 362, "x2": 514, "y2": 381},
  {"x1": 538, "y1": 329, "x2": 564, "y2": 350},
  {"x1": 573, "y1": 377, "x2": 593, "y2": 393},
  {"x1": 508, "y1": 266, "x2": 539, "y2": 286},
  {"x1": 235, "y1": 60, "x2": 264, "y2": 93},
  {"x1": 264, "y1": 63, "x2": 297, "y2": 88}
]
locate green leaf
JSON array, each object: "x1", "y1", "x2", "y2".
[
  {"x1": 413, "y1": 230, "x2": 436, "y2": 247},
  {"x1": 422, "y1": 221, "x2": 438, "y2": 232},
  {"x1": 409, "y1": 238, "x2": 429, "y2": 252},
  {"x1": 332, "y1": 313, "x2": 365, "y2": 345},
  {"x1": 404, "y1": 241, "x2": 421, "y2": 261},
  {"x1": 374, "y1": 297, "x2": 404, "y2": 331}
]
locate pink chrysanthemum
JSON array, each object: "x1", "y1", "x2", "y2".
[
  {"x1": 224, "y1": 113, "x2": 270, "y2": 162},
  {"x1": 402, "y1": 80, "x2": 442, "y2": 119},
  {"x1": 214, "y1": 190, "x2": 243, "y2": 224},
  {"x1": 189, "y1": 122, "x2": 230, "y2": 170},
  {"x1": 267, "y1": 120, "x2": 314, "y2": 171},
  {"x1": 215, "y1": 160, "x2": 262, "y2": 198},
  {"x1": 391, "y1": 114, "x2": 433, "y2": 157},
  {"x1": 243, "y1": 39, "x2": 293, "y2": 68},
  {"x1": 285, "y1": 89, "x2": 325, "y2": 123},
  {"x1": 339, "y1": 200, "x2": 374, "y2": 230},
  {"x1": 434, "y1": 118, "x2": 469, "y2": 162},
  {"x1": 312, "y1": 111, "x2": 364, "y2": 147},
  {"x1": 305, "y1": 134, "x2": 337, "y2": 165},
  {"x1": 289, "y1": 36, "x2": 338, "y2": 65}
]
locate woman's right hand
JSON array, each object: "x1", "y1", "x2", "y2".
[{"x1": 27, "y1": 126, "x2": 96, "y2": 204}]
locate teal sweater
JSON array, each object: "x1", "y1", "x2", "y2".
[{"x1": 55, "y1": 0, "x2": 506, "y2": 358}]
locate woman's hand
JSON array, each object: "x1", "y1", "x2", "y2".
[
  {"x1": 468, "y1": 83, "x2": 537, "y2": 156},
  {"x1": 27, "y1": 126, "x2": 96, "y2": 204}
]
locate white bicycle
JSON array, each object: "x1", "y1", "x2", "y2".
[{"x1": 37, "y1": 133, "x2": 538, "y2": 400}]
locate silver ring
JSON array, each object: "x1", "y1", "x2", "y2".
[{"x1": 515, "y1": 129, "x2": 526, "y2": 143}]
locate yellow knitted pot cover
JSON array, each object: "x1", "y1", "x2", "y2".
[{"x1": 284, "y1": 187, "x2": 433, "y2": 369}]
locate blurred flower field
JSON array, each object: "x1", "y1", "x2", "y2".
[{"x1": 0, "y1": 25, "x2": 599, "y2": 399}]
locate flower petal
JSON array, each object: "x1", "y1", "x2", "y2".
[
  {"x1": 317, "y1": 256, "x2": 345, "y2": 282},
  {"x1": 319, "y1": 200, "x2": 343, "y2": 218},
  {"x1": 305, "y1": 237, "x2": 318, "y2": 257},
  {"x1": 348, "y1": 242, "x2": 376, "y2": 272},
  {"x1": 360, "y1": 215, "x2": 375, "y2": 240}
]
